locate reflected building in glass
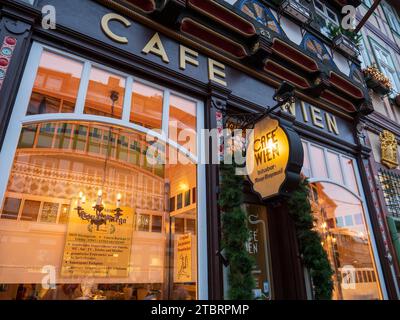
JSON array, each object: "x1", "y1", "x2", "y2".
[{"x1": 0, "y1": 0, "x2": 399, "y2": 300}]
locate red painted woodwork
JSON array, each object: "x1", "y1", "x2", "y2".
[
  {"x1": 188, "y1": 0, "x2": 256, "y2": 37},
  {"x1": 321, "y1": 90, "x2": 357, "y2": 112},
  {"x1": 329, "y1": 72, "x2": 364, "y2": 99},
  {"x1": 264, "y1": 60, "x2": 310, "y2": 89},
  {"x1": 181, "y1": 18, "x2": 248, "y2": 59},
  {"x1": 272, "y1": 39, "x2": 319, "y2": 73}
]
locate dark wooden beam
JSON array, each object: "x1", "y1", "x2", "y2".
[{"x1": 354, "y1": 0, "x2": 383, "y2": 34}]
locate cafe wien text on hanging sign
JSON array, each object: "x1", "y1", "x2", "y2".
[{"x1": 246, "y1": 115, "x2": 304, "y2": 199}]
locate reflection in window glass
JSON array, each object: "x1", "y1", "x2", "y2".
[
  {"x1": 59, "y1": 204, "x2": 70, "y2": 224},
  {"x1": 2, "y1": 119, "x2": 200, "y2": 299},
  {"x1": 18, "y1": 125, "x2": 37, "y2": 148},
  {"x1": 342, "y1": 157, "x2": 359, "y2": 195},
  {"x1": 1, "y1": 198, "x2": 21, "y2": 220},
  {"x1": 309, "y1": 145, "x2": 328, "y2": 179},
  {"x1": 37, "y1": 123, "x2": 56, "y2": 148},
  {"x1": 85, "y1": 68, "x2": 125, "y2": 119},
  {"x1": 40, "y1": 202, "x2": 59, "y2": 223},
  {"x1": 310, "y1": 182, "x2": 381, "y2": 300},
  {"x1": 169, "y1": 95, "x2": 197, "y2": 154},
  {"x1": 152, "y1": 215, "x2": 162, "y2": 233},
  {"x1": 174, "y1": 218, "x2": 185, "y2": 234},
  {"x1": 327, "y1": 152, "x2": 343, "y2": 184},
  {"x1": 301, "y1": 141, "x2": 311, "y2": 177},
  {"x1": 131, "y1": 82, "x2": 163, "y2": 129},
  {"x1": 20, "y1": 200, "x2": 41, "y2": 222},
  {"x1": 27, "y1": 51, "x2": 83, "y2": 115}
]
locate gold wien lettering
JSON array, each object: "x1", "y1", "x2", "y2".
[
  {"x1": 325, "y1": 113, "x2": 339, "y2": 135},
  {"x1": 310, "y1": 106, "x2": 324, "y2": 128}
]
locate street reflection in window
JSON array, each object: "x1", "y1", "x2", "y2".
[{"x1": 310, "y1": 182, "x2": 381, "y2": 300}]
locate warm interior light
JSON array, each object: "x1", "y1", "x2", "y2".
[
  {"x1": 98, "y1": 190, "x2": 103, "y2": 197},
  {"x1": 79, "y1": 191, "x2": 83, "y2": 199},
  {"x1": 81, "y1": 196, "x2": 86, "y2": 204},
  {"x1": 179, "y1": 182, "x2": 189, "y2": 192},
  {"x1": 117, "y1": 193, "x2": 122, "y2": 200}
]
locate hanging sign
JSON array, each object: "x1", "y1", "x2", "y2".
[{"x1": 246, "y1": 114, "x2": 304, "y2": 199}]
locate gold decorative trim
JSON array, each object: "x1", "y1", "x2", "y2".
[
  {"x1": 93, "y1": 0, "x2": 355, "y2": 120},
  {"x1": 380, "y1": 130, "x2": 399, "y2": 169}
]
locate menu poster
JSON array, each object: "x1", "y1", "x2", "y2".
[
  {"x1": 174, "y1": 234, "x2": 193, "y2": 283},
  {"x1": 61, "y1": 200, "x2": 134, "y2": 278}
]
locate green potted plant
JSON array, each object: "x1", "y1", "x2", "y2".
[{"x1": 328, "y1": 24, "x2": 362, "y2": 57}]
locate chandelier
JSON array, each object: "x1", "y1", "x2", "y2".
[
  {"x1": 75, "y1": 190, "x2": 126, "y2": 231},
  {"x1": 74, "y1": 90, "x2": 127, "y2": 230}
]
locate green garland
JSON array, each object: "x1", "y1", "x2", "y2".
[
  {"x1": 287, "y1": 179, "x2": 334, "y2": 300},
  {"x1": 219, "y1": 163, "x2": 255, "y2": 300}
]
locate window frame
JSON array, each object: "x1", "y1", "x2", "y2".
[
  {"x1": 382, "y1": 2, "x2": 400, "y2": 35},
  {"x1": 313, "y1": 0, "x2": 339, "y2": 26},
  {"x1": 0, "y1": 42, "x2": 208, "y2": 299},
  {"x1": 302, "y1": 139, "x2": 388, "y2": 299},
  {"x1": 369, "y1": 37, "x2": 400, "y2": 94}
]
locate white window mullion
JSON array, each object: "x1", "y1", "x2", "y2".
[
  {"x1": 162, "y1": 89, "x2": 170, "y2": 139},
  {"x1": 122, "y1": 76, "x2": 133, "y2": 123},
  {"x1": 75, "y1": 61, "x2": 91, "y2": 115}
]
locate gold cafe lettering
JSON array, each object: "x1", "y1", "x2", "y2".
[
  {"x1": 254, "y1": 127, "x2": 280, "y2": 167},
  {"x1": 100, "y1": 13, "x2": 227, "y2": 86}
]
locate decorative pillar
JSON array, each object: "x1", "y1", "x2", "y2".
[
  {"x1": 355, "y1": 118, "x2": 400, "y2": 299},
  {"x1": 205, "y1": 82, "x2": 231, "y2": 300},
  {"x1": 0, "y1": 2, "x2": 39, "y2": 150}
]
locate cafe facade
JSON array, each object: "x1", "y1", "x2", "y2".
[{"x1": 0, "y1": 0, "x2": 399, "y2": 300}]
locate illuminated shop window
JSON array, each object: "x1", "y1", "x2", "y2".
[
  {"x1": 84, "y1": 68, "x2": 125, "y2": 119},
  {"x1": 169, "y1": 95, "x2": 197, "y2": 154},
  {"x1": 0, "y1": 45, "x2": 203, "y2": 300},
  {"x1": 130, "y1": 82, "x2": 163, "y2": 129},
  {"x1": 27, "y1": 51, "x2": 83, "y2": 115},
  {"x1": 303, "y1": 140, "x2": 383, "y2": 300}
]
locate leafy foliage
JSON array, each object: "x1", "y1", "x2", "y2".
[
  {"x1": 219, "y1": 163, "x2": 255, "y2": 300},
  {"x1": 287, "y1": 179, "x2": 334, "y2": 300},
  {"x1": 327, "y1": 23, "x2": 362, "y2": 47}
]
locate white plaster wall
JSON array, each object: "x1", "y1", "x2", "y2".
[
  {"x1": 333, "y1": 51, "x2": 351, "y2": 76},
  {"x1": 280, "y1": 16, "x2": 303, "y2": 45}
]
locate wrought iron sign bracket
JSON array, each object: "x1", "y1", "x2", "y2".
[{"x1": 212, "y1": 81, "x2": 296, "y2": 130}]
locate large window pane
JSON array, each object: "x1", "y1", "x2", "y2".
[
  {"x1": 20, "y1": 200, "x2": 40, "y2": 222},
  {"x1": 84, "y1": 68, "x2": 125, "y2": 119},
  {"x1": 327, "y1": 151, "x2": 343, "y2": 184},
  {"x1": 27, "y1": 51, "x2": 83, "y2": 115},
  {"x1": 130, "y1": 82, "x2": 163, "y2": 129},
  {"x1": 0, "y1": 121, "x2": 198, "y2": 300},
  {"x1": 310, "y1": 182, "x2": 381, "y2": 300},
  {"x1": 1, "y1": 198, "x2": 21, "y2": 220},
  {"x1": 169, "y1": 95, "x2": 197, "y2": 154},
  {"x1": 309, "y1": 144, "x2": 328, "y2": 179}
]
